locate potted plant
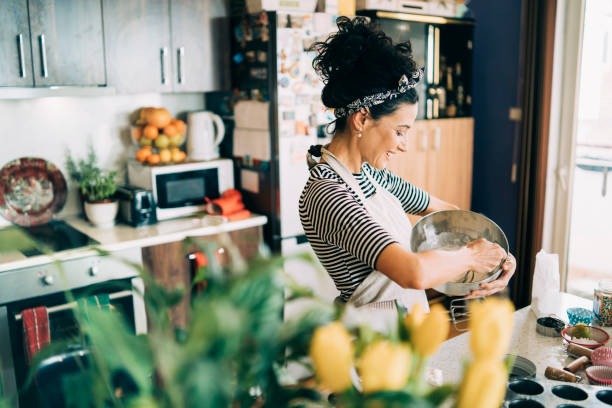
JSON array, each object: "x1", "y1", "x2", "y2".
[{"x1": 66, "y1": 148, "x2": 120, "y2": 227}]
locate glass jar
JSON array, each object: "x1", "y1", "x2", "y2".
[{"x1": 594, "y1": 280, "x2": 612, "y2": 326}]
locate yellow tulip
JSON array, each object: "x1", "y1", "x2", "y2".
[
  {"x1": 358, "y1": 340, "x2": 411, "y2": 393},
  {"x1": 457, "y1": 359, "x2": 508, "y2": 408},
  {"x1": 403, "y1": 302, "x2": 427, "y2": 334},
  {"x1": 309, "y1": 322, "x2": 353, "y2": 393},
  {"x1": 469, "y1": 298, "x2": 515, "y2": 360},
  {"x1": 411, "y1": 304, "x2": 450, "y2": 357}
]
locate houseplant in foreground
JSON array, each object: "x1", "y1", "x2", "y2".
[
  {"x1": 10, "y1": 235, "x2": 515, "y2": 408},
  {"x1": 66, "y1": 148, "x2": 120, "y2": 227}
]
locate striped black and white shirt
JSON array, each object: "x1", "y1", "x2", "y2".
[{"x1": 299, "y1": 162, "x2": 430, "y2": 301}]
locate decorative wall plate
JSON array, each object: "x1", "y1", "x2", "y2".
[{"x1": 0, "y1": 157, "x2": 67, "y2": 226}]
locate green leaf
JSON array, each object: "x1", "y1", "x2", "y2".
[{"x1": 424, "y1": 384, "x2": 455, "y2": 406}]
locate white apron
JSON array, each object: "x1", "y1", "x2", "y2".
[{"x1": 321, "y1": 147, "x2": 429, "y2": 316}]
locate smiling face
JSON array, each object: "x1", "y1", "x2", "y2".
[{"x1": 358, "y1": 102, "x2": 419, "y2": 170}]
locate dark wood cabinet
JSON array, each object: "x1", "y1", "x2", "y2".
[
  {"x1": 141, "y1": 226, "x2": 263, "y2": 328},
  {"x1": 29, "y1": 0, "x2": 105, "y2": 86},
  {"x1": 0, "y1": 0, "x2": 33, "y2": 87},
  {"x1": 103, "y1": 0, "x2": 228, "y2": 93}
]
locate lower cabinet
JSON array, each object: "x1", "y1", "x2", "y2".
[
  {"x1": 388, "y1": 117, "x2": 474, "y2": 211},
  {"x1": 141, "y1": 225, "x2": 263, "y2": 328}
]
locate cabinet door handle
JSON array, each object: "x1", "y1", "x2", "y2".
[
  {"x1": 433, "y1": 128, "x2": 441, "y2": 151},
  {"x1": 177, "y1": 47, "x2": 185, "y2": 84},
  {"x1": 39, "y1": 34, "x2": 48, "y2": 78},
  {"x1": 160, "y1": 47, "x2": 168, "y2": 85},
  {"x1": 17, "y1": 33, "x2": 26, "y2": 78},
  {"x1": 419, "y1": 130, "x2": 428, "y2": 152}
]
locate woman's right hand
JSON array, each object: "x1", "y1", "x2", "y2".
[{"x1": 466, "y1": 238, "x2": 507, "y2": 273}]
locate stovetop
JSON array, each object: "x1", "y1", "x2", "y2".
[{"x1": 0, "y1": 220, "x2": 99, "y2": 257}]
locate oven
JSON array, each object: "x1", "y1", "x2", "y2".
[{"x1": 0, "y1": 251, "x2": 147, "y2": 408}]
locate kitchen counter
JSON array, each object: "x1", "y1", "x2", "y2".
[
  {"x1": 428, "y1": 292, "x2": 600, "y2": 384},
  {"x1": 0, "y1": 214, "x2": 267, "y2": 272}
]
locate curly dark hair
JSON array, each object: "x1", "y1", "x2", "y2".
[{"x1": 312, "y1": 16, "x2": 420, "y2": 131}]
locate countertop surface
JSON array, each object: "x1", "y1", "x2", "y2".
[
  {"x1": 428, "y1": 292, "x2": 600, "y2": 384},
  {"x1": 0, "y1": 214, "x2": 267, "y2": 272}
]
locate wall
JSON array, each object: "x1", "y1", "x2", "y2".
[
  {"x1": 469, "y1": 0, "x2": 524, "y2": 252},
  {"x1": 0, "y1": 93, "x2": 205, "y2": 227}
]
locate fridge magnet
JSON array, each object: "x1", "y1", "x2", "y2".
[
  {"x1": 278, "y1": 14, "x2": 290, "y2": 28},
  {"x1": 292, "y1": 81, "x2": 306, "y2": 94},
  {"x1": 295, "y1": 94, "x2": 312, "y2": 105},
  {"x1": 278, "y1": 76, "x2": 290, "y2": 88},
  {"x1": 278, "y1": 95, "x2": 294, "y2": 108},
  {"x1": 282, "y1": 111, "x2": 295, "y2": 121},
  {"x1": 295, "y1": 121, "x2": 308, "y2": 136},
  {"x1": 288, "y1": 62, "x2": 300, "y2": 78},
  {"x1": 289, "y1": 15, "x2": 303, "y2": 28},
  {"x1": 304, "y1": 73, "x2": 319, "y2": 87}
]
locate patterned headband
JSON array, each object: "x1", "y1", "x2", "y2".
[{"x1": 333, "y1": 68, "x2": 425, "y2": 119}]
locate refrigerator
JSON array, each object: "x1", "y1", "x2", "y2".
[
  {"x1": 217, "y1": 10, "x2": 474, "y2": 255},
  {"x1": 221, "y1": 11, "x2": 338, "y2": 255}
]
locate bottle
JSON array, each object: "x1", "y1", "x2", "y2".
[
  {"x1": 594, "y1": 280, "x2": 612, "y2": 326},
  {"x1": 455, "y1": 62, "x2": 465, "y2": 116},
  {"x1": 445, "y1": 66, "x2": 456, "y2": 117}
]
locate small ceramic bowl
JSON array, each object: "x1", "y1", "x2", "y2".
[
  {"x1": 586, "y1": 365, "x2": 612, "y2": 385},
  {"x1": 567, "y1": 307, "x2": 595, "y2": 325},
  {"x1": 592, "y1": 347, "x2": 612, "y2": 367},
  {"x1": 561, "y1": 325, "x2": 610, "y2": 349}
]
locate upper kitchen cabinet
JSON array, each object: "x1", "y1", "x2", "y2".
[
  {"x1": 103, "y1": 0, "x2": 173, "y2": 93},
  {"x1": 28, "y1": 0, "x2": 106, "y2": 86},
  {"x1": 169, "y1": 0, "x2": 229, "y2": 92},
  {"x1": 0, "y1": 0, "x2": 33, "y2": 86},
  {"x1": 103, "y1": 0, "x2": 228, "y2": 94}
]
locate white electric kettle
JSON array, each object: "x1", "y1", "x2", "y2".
[{"x1": 186, "y1": 111, "x2": 226, "y2": 161}]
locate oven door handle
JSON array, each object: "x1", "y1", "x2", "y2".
[{"x1": 14, "y1": 290, "x2": 134, "y2": 321}]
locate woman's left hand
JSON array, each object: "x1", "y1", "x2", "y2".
[{"x1": 465, "y1": 253, "x2": 516, "y2": 298}]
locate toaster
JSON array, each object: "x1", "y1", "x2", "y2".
[{"x1": 115, "y1": 185, "x2": 157, "y2": 227}]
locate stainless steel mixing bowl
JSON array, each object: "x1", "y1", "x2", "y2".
[{"x1": 409, "y1": 209, "x2": 509, "y2": 297}]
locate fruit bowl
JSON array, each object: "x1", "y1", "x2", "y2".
[
  {"x1": 561, "y1": 325, "x2": 610, "y2": 349},
  {"x1": 130, "y1": 108, "x2": 187, "y2": 165}
]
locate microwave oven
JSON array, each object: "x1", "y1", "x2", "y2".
[{"x1": 127, "y1": 159, "x2": 234, "y2": 221}]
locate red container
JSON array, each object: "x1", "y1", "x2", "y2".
[{"x1": 561, "y1": 325, "x2": 610, "y2": 349}]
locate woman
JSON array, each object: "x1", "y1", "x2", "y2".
[{"x1": 299, "y1": 17, "x2": 516, "y2": 313}]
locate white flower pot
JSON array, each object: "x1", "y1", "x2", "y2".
[{"x1": 84, "y1": 200, "x2": 118, "y2": 228}]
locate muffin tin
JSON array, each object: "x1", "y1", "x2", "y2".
[{"x1": 504, "y1": 377, "x2": 612, "y2": 407}]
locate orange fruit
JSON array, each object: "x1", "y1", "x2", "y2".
[
  {"x1": 135, "y1": 146, "x2": 152, "y2": 163},
  {"x1": 148, "y1": 108, "x2": 172, "y2": 128},
  {"x1": 147, "y1": 153, "x2": 161, "y2": 165},
  {"x1": 143, "y1": 125, "x2": 159, "y2": 140},
  {"x1": 172, "y1": 149, "x2": 186, "y2": 163},
  {"x1": 132, "y1": 126, "x2": 143, "y2": 141},
  {"x1": 159, "y1": 148, "x2": 172, "y2": 163},
  {"x1": 163, "y1": 124, "x2": 178, "y2": 137},
  {"x1": 172, "y1": 119, "x2": 186, "y2": 135}
]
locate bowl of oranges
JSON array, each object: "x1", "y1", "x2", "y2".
[{"x1": 132, "y1": 107, "x2": 187, "y2": 165}]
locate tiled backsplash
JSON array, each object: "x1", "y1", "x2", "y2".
[{"x1": 0, "y1": 93, "x2": 206, "y2": 227}]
